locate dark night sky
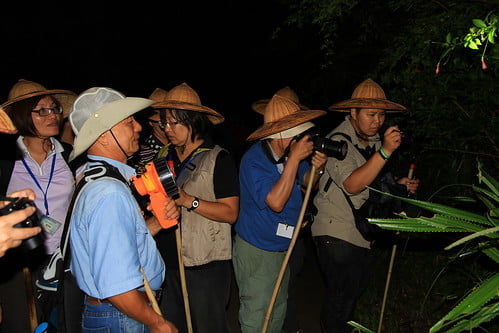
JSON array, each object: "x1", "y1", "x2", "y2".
[{"x1": 0, "y1": 1, "x2": 345, "y2": 153}]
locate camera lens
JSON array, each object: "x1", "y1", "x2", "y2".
[{"x1": 313, "y1": 136, "x2": 348, "y2": 160}]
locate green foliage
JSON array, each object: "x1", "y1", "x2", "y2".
[
  {"x1": 357, "y1": 163, "x2": 499, "y2": 332},
  {"x1": 276, "y1": 0, "x2": 499, "y2": 199}
]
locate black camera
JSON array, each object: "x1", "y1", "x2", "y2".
[
  {"x1": 296, "y1": 128, "x2": 348, "y2": 160},
  {"x1": 0, "y1": 197, "x2": 44, "y2": 251}
]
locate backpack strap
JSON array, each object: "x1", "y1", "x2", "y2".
[{"x1": 60, "y1": 161, "x2": 128, "y2": 269}]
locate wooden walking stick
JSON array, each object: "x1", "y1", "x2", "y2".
[
  {"x1": 140, "y1": 267, "x2": 162, "y2": 315},
  {"x1": 261, "y1": 166, "x2": 316, "y2": 333},
  {"x1": 377, "y1": 164, "x2": 415, "y2": 333},
  {"x1": 22, "y1": 266, "x2": 38, "y2": 332},
  {"x1": 176, "y1": 226, "x2": 193, "y2": 333}
]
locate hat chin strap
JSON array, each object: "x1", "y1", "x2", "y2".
[{"x1": 109, "y1": 129, "x2": 133, "y2": 161}]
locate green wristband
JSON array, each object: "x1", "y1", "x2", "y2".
[{"x1": 378, "y1": 147, "x2": 390, "y2": 160}]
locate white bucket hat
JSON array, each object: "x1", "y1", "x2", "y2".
[{"x1": 69, "y1": 87, "x2": 154, "y2": 161}]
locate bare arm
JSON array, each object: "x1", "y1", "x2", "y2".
[
  {"x1": 108, "y1": 290, "x2": 177, "y2": 333},
  {"x1": 176, "y1": 188, "x2": 239, "y2": 224},
  {"x1": 266, "y1": 136, "x2": 314, "y2": 212},
  {"x1": 343, "y1": 126, "x2": 402, "y2": 194}
]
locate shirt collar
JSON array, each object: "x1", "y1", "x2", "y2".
[{"x1": 16, "y1": 136, "x2": 64, "y2": 159}]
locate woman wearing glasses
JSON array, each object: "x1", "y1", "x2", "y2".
[
  {"x1": 153, "y1": 83, "x2": 239, "y2": 333},
  {"x1": 132, "y1": 87, "x2": 170, "y2": 170},
  {"x1": 0, "y1": 79, "x2": 77, "y2": 332}
]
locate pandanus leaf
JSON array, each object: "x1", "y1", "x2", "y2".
[
  {"x1": 430, "y1": 273, "x2": 499, "y2": 332},
  {"x1": 367, "y1": 187, "x2": 492, "y2": 226},
  {"x1": 445, "y1": 226, "x2": 499, "y2": 250},
  {"x1": 347, "y1": 321, "x2": 375, "y2": 333}
]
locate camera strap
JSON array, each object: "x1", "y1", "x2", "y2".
[
  {"x1": 261, "y1": 140, "x2": 289, "y2": 165},
  {"x1": 322, "y1": 132, "x2": 375, "y2": 193}
]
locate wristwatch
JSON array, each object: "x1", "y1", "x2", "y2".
[{"x1": 187, "y1": 197, "x2": 200, "y2": 212}]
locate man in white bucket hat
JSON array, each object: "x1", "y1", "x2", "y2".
[{"x1": 68, "y1": 87, "x2": 178, "y2": 332}]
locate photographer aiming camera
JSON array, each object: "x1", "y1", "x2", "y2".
[
  {"x1": 234, "y1": 94, "x2": 328, "y2": 333},
  {"x1": 312, "y1": 78, "x2": 420, "y2": 332}
]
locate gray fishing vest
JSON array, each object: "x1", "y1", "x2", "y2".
[{"x1": 176, "y1": 145, "x2": 232, "y2": 267}]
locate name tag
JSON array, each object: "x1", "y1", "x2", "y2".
[
  {"x1": 40, "y1": 216, "x2": 62, "y2": 235},
  {"x1": 276, "y1": 223, "x2": 294, "y2": 239}
]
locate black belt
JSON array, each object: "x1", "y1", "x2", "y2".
[{"x1": 85, "y1": 290, "x2": 155, "y2": 305}]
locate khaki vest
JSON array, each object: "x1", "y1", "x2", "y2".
[{"x1": 176, "y1": 145, "x2": 232, "y2": 266}]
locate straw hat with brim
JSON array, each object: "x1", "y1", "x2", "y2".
[
  {"x1": 152, "y1": 82, "x2": 224, "y2": 125},
  {"x1": 251, "y1": 86, "x2": 309, "y2": 115},
  {"x1": 1, "y1": 79, "x2": 77, "y2": 118},
  {"x1": 0, "y1": 108, "x2": 16, "y2": 134},
  {"x1": 328, "y1": 78, "x2": 407, "y2": 113},
  {"x1": 69, "y1": 87, "x2": 154, "y2": 162},
  {"x1": 247, "y1": 94, "x2": 326, "y2": 141},
  {"x1": 149, "y1": 87, "x2": 169, "y2": 103}
]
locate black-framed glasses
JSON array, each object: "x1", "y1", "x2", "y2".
[{"x1": 32, "y1": 106, "x2": 63, "y2": 116}]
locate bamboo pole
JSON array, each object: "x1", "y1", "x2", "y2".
[
  {"x1": 377, "y1": 243, "x2": 397, "y2": 333},
  {"x1": 176, "y1": 226, "x2": 193, "y2": 333},
  {"x1": 261, "y1": 166, "x2": 316, "y2": 333},
  {"x1": 22, "y1": 267, "x2": 38, "y2": 332},
  {"x1": 140, "y1": 267, "x2": 162, "y2": 315}
]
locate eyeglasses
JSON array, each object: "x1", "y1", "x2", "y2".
[
  {"x1": 148, "y1": 119, "x2": 161, "y2": 124},
  {"x1": 32, "y1": 106, "x2": 63, "y2": 116},
  {"x1": 159, "y1": 120, "x2": 179, "y2": 129}
]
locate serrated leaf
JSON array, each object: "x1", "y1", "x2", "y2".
[
  {"x1": 347, "y1": 321, "x2": 375, "y2": 333},
  {"x1": 472, "y1": 185, "x2": 499, "y2": 203},
  {"x1": 430, "y1": 273, "x2": 499, "y2": 332},
  {"x1": 438, "y1": 301, "x2": 499, "y2": 333},
  {"x1": 482, "y1": 246, "x2": 499, "y2": 263},
  {"x1": 478, "y1": 167, "x2": 499, "y2": 197},
  {"x1": 367, "y1": 187, "x2": 493, "y2": 226},
  {"x1": 445, "y1": 226, "x2": 499, "y2": 250}
]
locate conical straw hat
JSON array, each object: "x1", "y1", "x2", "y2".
[
  {"x1": 148, "y1": 87, "x2": 169, "y2": 103},
  {"x1": 2, "y1": 79, "x2": 77, "y2": 118},
  {"x1": 247, "y1": 94, "x2": 326, "y2": 141},
  {"x1": 152, "y1": 83, "x2": 224, "y2": 124},
  {"x1": 329, "y1": 78, "x2": 407, "y2": 112},
  {"x1": 251, "y1": 86, "x2": 309, "y2": 114},
  {"x1": 0, "y1": 108, "x2": 16, "y2": 134}
]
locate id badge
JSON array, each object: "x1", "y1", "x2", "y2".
[
  {"x1": 40, "y1": 216, "x2": 62, "y2": 235},
  {"x1": 276, "y1": 223, "x2": 294, "y2": 239}
]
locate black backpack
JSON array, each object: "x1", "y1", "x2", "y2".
[{"x1": 36, "y1": 161, "x2": 128, "y2": 333}]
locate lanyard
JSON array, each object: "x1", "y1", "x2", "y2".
[
  {"x1": 174, "y1": 148, "x2": 210, "y2": 180},
  {"x1": 22, "y1": 153, "x2": 56, "y2": 216}
]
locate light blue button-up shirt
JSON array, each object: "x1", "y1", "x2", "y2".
[{"x1": 69, "y1": 155, "x2": 165, "y2": 299}]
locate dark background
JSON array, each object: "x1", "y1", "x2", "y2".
[{"x1": 0, "y1": 1, "x2": 349, "y2": 157}]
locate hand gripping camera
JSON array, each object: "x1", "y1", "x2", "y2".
[
  {"x1": 0, "y1": 197, "x2": 44, "y2": 251},
  {"x1": 131, "y1": 158, "x2": 179, "y2": 229},
  {"x1": 296, "y1": 127, "x2": 348, "y2": 160}
]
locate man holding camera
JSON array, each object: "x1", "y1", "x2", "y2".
[
  {"x1": 312, "y1": 78, "x2": 420, "y2": 332},
  {"x1": 67, "y1": 87, "x2": 178, "y2": 332},
  {"x1": 233, "y1": 94, "x2": 328, "y2": 333}
]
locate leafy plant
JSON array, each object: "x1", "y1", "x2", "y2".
[
  {"x1": 348, "y1": 163, "x2": 499, "y2": 332},
  {"x1": 436, "y1": 12, "x2": 498, "y2": 73}
]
